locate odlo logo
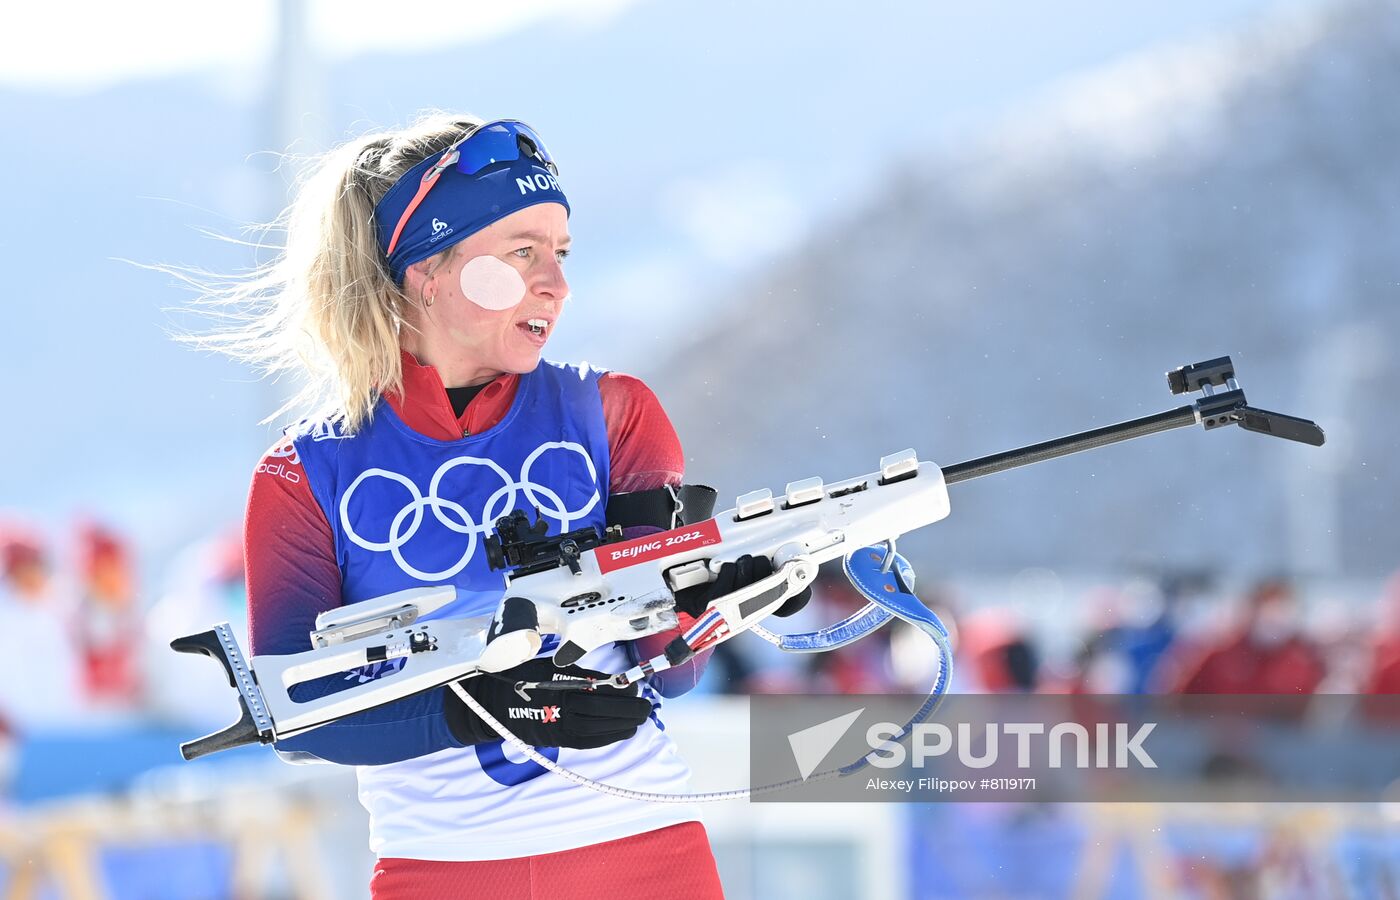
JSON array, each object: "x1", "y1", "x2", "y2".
[
  {"x1": 509, "y1": 706, "x2": 561, "y2": 723},
  {"x1": 429, "y1": 217, "x2": 454, "y2": 243},
  {"x1": 257, "y1": 439, "x2": 302, "y2": 484},
  {"x1": 256, "y1": 461, "x2": 301, "y2": 484}
]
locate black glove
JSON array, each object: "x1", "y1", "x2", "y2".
[
  {"x1": 444, "y1": 657, "x2": 653, "y2": 750},
  {"x1": 673, "y1": 554, "x2": 811, "y2": 620}
]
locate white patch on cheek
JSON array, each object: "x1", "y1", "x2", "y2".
[{"x1": 458, "y1": 256, "x2": 527, "y2": 311}]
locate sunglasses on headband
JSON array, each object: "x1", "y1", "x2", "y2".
[{"x1": 383, "y1": 120, "x2": 559, "y2": 257}]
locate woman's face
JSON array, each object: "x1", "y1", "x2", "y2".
[{"x1": 405, "y1": 203, "x2": 571, "y2": 383}]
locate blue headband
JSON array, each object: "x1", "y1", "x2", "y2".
[{"x1": 374, "y1": 144, "x2": 570, "y2": 285}]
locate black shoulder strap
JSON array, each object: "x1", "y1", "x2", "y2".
[{"x1": 606, "y1": 484, "x2": 718, "y2": 530}]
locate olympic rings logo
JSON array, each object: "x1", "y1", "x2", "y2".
[{"x1": 338, "y1": 441, "x2": 600, "y2": 582}]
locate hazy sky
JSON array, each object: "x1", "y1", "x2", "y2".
[
  {"x1": 4, "y1": 0, "x2": 1333, "y2": 93},
  {"x1": 0, "y1": 0, "x2": 643, "y2": 90}
]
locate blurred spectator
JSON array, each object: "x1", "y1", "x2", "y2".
[
  {"x1": 1, "y1": 529, "x2": 45, "y2": 600},
  {"x1": 955, "y1": 607, "x2": 1039, "y2": 693},
  {"x1": 0, "y1": 522, "x2": 82, "y2": 729},
  {"x1": 1362, "y1": 571, "x2": 1400, "y2": 694},
  {"x1": 1356, "y1": 571, "x2": 1400, "y2": 724},
  {"x1": 143, "y1": 528, "x2": 250, "y2": 728},
  {"x1": 1119, "y1": 574, "x2": 1195, "y2": 692},
  {"x1": 1164, "y1": 578, "x2": 1325, "y2": 694},
  {"x1": 1310, "y1": 591, "x2": 1370, "y2": 694},
  {"x1": 1056, "y1": 574, "x2": 1195, "y2": 694},
  {"x1": 73, "y1": 520, "x2": 144, "y2": 712},
  {"x1": 1050, "y1": 585, "x2": 1132, "y2": 694}
]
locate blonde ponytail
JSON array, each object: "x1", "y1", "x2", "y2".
[{"x1": 178, "y1": 112, "x2": 484, "y2": 433}]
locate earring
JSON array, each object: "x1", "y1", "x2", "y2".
[{"x1": 425, "y1": 292, "x2": 435, "y2": 307}]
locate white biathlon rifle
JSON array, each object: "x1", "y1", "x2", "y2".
[{"x1": 172, "y1": 356, "x2": 1323, "y2": 797}]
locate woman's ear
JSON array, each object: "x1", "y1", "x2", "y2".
[{"x1": 401, "y1": 259, "x2": 433, "y2": 307}]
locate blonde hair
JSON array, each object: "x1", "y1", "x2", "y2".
[{"x1": 180, "y1": 112, "x2": 484, "y2": 433}]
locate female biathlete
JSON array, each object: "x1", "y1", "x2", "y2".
[{"x1": 210, "y1": 114, "x2": 806, "y2": 899}]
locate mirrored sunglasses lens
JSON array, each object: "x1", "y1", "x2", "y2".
[{"x1": 455, "y1": 122, "x2": 554, "y2": 176}]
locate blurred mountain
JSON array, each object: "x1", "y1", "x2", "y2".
[{"x1": 653, "y1": 0, "x2": 1400, "y2": 577}]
